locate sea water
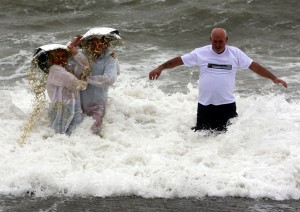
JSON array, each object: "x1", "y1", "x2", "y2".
[{"x1": 0, "y1": 0, "x2": 300, "y2": 201}]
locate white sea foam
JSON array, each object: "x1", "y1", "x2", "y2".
[
  {"x1": 0, "y1": 0, "x2": 299, "y2": 201},
  {"x1": 0, "y1": 77, "x2": 300, "y2": 200}
]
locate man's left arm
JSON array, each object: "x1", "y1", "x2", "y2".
[{"x1": 249, "y1": 61, "x2": 288, "y2": 88}]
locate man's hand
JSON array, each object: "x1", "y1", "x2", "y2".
[
  {"x1": 273, "y1": 78, "x2": 288, "y2": 88},
  {"x1": 149, "y1": 68, "x2": 162, "y2": 80}
]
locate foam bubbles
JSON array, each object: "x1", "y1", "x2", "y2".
[{"x1": 1, "y1": 79, "x2": 300, "y2": 200}]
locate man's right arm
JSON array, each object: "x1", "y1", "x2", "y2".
[{"x1": 149, "y1": 56, "x2": 183, "y2": 80}]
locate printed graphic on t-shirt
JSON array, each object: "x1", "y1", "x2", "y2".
[{"x1": 207, "y1": 63, "x2": 232, "y2": 70}]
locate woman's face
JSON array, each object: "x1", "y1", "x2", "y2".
[{"x1": 51, "y1": 49, "x2": 68, "y2": 67}]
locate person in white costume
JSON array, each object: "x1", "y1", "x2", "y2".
[
  {"x1": 149, "y1": 28, "x2": 287, "y2": 132},
  {"x1": 70, "y1": 27, "x2": 122, "y2": 133},
  {"x1": 34, "y1": 44, "x2": 89, "y2": 134}
]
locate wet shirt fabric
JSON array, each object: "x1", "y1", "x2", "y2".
[
  {"x1": 46, "y1": 53, "x2": 89, "y2": 134},
  {"x1": 78, "y1": 49, "x2": 118, "y2": 131},
  {"x1": 181, "y1": 45, "x2": 253, "y2": 106}
]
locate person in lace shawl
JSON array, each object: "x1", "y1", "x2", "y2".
[{"x1": 38, "y1": 44, "x2": 89, "y2": 134}]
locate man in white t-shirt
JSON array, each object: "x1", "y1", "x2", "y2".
[{"x1": 149, "y1": 28, "x2": 287, "y2": 132}]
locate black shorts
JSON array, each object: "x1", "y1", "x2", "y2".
[{"x1": 195, "y1": 102, "x2": 238, "y2": 131}]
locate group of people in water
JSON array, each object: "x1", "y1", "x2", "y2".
[
  {"x1": 30, "y1": 27, "x2": 287, "y2": 136},
  {"x1": 32, "y1": 27, "x2": 122, "y2": 135}
]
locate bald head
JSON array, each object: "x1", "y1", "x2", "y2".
[
  {"x1": 211, "y1": 28, "x2": 227, "y2": 38},
  {"x1": 210, "y1": 28, "x2": 228, "y2": 54}
]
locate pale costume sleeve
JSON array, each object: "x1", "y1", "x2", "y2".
[
  {"x1": 86, "y1": 58, "x2": 117, "y2": 87},
  {"x1": 72, "y1": 52, "x2": 90, "y2": 79},
  {"x1": 47, "y1": 65, "x2": 86, "y2": 134},
  {"x1": 47, "y1": 65, "x2": 86, "y2": 92}
]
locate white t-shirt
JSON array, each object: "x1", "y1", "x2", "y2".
[{"x1": 181, "y1": 45, "x2": 253, "y2": 106}]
